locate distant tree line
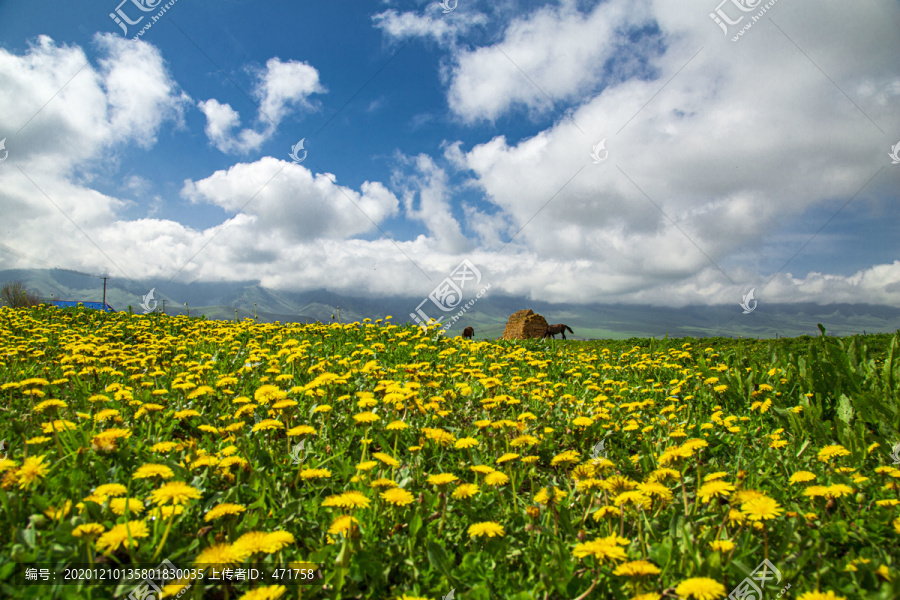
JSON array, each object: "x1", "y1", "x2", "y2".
[{"x1": 0, "y1": 280, "x2": 42, "y2": 308}]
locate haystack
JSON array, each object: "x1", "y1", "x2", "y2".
[{"x1": 501, "y1": 309, "x2": 549, "y2": 340}]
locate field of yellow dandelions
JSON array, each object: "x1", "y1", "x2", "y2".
[{"x1": 0, "y1": 305, "x2": 898, "y2": 600}]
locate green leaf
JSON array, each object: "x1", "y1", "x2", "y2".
[
  {"x1": 649, "y1": 539, "x2": 673, "y2": 572},
  {"x1": 837, "y1": 393, "x2": 854, "y2": 425},
  {"x1": 19, "y1": 527, "x2": 36, "y2": 550},
  {"x1": 426, "y1": 539, "x2": 454, "y2": 581},
  {"x1": 409, "y1": 512, "x2": 422, "y2": 537}
]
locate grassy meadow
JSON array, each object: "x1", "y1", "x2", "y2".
[{"x1": 0, "y1": 305, "x2": 899, "y2": 599}]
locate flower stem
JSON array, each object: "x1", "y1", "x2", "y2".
[{"x1": 152, "y1": 514, "x2": 175, "y2": 562}]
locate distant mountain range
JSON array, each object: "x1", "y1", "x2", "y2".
[{"x1": 2, "y1": 268, "x2": 899, "y2": 339}]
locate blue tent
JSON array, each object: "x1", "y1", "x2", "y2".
[{"x1": 48, "y1": 300, "x2": 115, "y2": 312}]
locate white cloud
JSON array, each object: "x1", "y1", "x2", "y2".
[
  {"x1": 1, "y1": 5, "x2": 898, "y2": 311},
  {"x1": 373, "y1": 6, "x2": 487, "y2": 48},
  {"x1": 181, "y1": 157, "x2": 399, "y2": 242},
  {"x1": 198, "y1": 58, "x2": 324, "y2": 154},
  {"x1": 255, "y1": 57, "x2": 325, "y2": 124},
  {"x1": 0, "y1": 34, "x2": 189, "y2": 172},
  {"x1": 392, "y1": 153, "x2": 470, "y2": 253},
  {"x1": 443, "y1": 0, "x2": 900, "y2": 305},
  {"x1": 446, "y1": 0, "x2": 655, "y2": 123}
]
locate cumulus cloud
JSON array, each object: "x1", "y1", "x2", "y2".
[
  {"x1": 442, "y1": 0, "x2": 900, "y2": 305},
  {"x1": 0, "y1": 36, "x2": 395, "y2": 284},
  {"x1": 446, "y1": 0, "x2": 657, "y2": 123},
  {"x1": 0, "y1": 34, "x2": 190, "y2": 173},
  {"x1": 391, "y1": 153, "x2": 470, "y2": 253},
  {"x1": 373, "y1": 5, "x2": 488, "y2": 48},
  {"x1": 0, "y1": 2, "x2": 898, "y2": 310},
  {"x1": 181, "y1": 157, "x2": 399, "y2": 242},
  {"x1": 198, "y1": 57, "x2": 324, "y2": 154}
]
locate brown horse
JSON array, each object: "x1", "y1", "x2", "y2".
[
  {"x1": 462, "y1": 326, "x2": 474, "y2": 339},
  {"x1": 541, "y1": 324, "x2": 573, "y2": 340}
]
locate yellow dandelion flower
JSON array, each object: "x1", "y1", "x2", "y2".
[
  {"x1": 427, "y1": 473, "x2": 460, "y2": 486},
  {"x1": 94, "y1": 483, "x2": 128, "y2": 497},
  {"x1": 110, "y1": 497, "x2": 146, "y2": 516},
  {"x1": 674, "y1": 577, "x2": 726, "y2": 600},
  {"x1": 16, "y1": 455, "x2": 51, "y2": 489},
  {"x1": 572, "y1": 535, "x2": 629, "y2": 563},
  {"x1": 470, "y1": 465, "x2": 495, "y2": 475},
  {"x1": 550, "y1": 450, "x2": 581, "y2": 466},
  {"x1": 133, "y1": 464, "x2": 175, "y2": 480},
  {"x1": 817, "y1": 445, "x2": 850, "y2": 462},
  {"x1": 321, "y1": 491, "x2": 370, "y2": 509},
  {"x1": 741, "y1": 496, "x2": 783, "y2": 521},
  {"x1": 96, "y1": 520, "x2": 150, "y2": 553},
  {"x1": 697, "y1": 480, "x2": 735, "y2": 503},
  {"x1": 709, "y1": 540, "x2": 735, "y2": 552},
  {"x1": 195, "y1": 542, "x2": 246, "y2": 566},
  {"x1": 328, "y1": 515, "x2": 358, "y2": 536},
  {"x1": 454, "y1": 437, "x2": 480, "y2": 449},
  {"x1": 496, "y1": 453, "x2": 520, "y2": 464},
  {"x1": 614, "y1": 490, "x2": 650, "y2": 508},
  {"x1": 300, "y1": 468, "x2": 332, "y2": 480},
  {"x1": 204, "y1": 503, "x2": 247, "y2": 522},
  {"x1": 534, "y1": 486, "x2": 567, "y2": 505},
  {"x1": 149, "y1": 481, "x2": 202, "y2": 505},
  {"x1": 468, "y1": 521, "x2": 505, "y2": 539},
  {"x1": 372, "y1": 452, "x2": 400, "y2": 467},
  {"x1": 789, "y1": 471, "x2": 816, "y2": 484},
  {"x1": 484, "y1": 472, "x2": 510, "y2": 486},
  {"x1": 235, "y1": 585, "x2": 288, "y2": 600},
  {"x1": 251, "y1": 419, "x2": 284, "y2": 432},
  {"x1": 353, "y1": 411, "x2": 380, "y2": 424},
  {"x1": 381, "y1": 488, "x2": 415, "y2": 506},
  {"x1": 796, "y1": 593, "x2": 847, "y2": 600},
  {"x1": 287, "y1": 425, "x2": 318, "y2": 436},
  {"x1": 370, "y1": 478, "x2": 398, "y2": 489},
  {"x1": 452, "y1": 483, "x2": 479, "y2": 500},
  {"x1": 72, "y1": 523, "x2": 105, "y2": 538},
  {"x1": 34, "y1": 399, "x2": 67, "y2": 412},
  {"x1": 613, "y1": 560, "x2": 661, "y2": 577}
]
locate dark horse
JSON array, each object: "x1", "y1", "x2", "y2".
[
  {"x1": 462, "y1": 326, "x2": 474, "y2": 339},
  {"x1": 541, "y1": 324, "x2": 574, "y2": 340}
]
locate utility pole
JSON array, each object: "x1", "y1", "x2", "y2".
[
  {"x1": 102, "y1": 276, "x2": 108, "y2": 307},
  {"x1": 162, "y1": 299, "x2": 166, "y2": 314}
]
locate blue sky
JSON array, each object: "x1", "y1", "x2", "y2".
[{"x1": 0, "y1": 0, "x2": 898, "y2": 307}]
